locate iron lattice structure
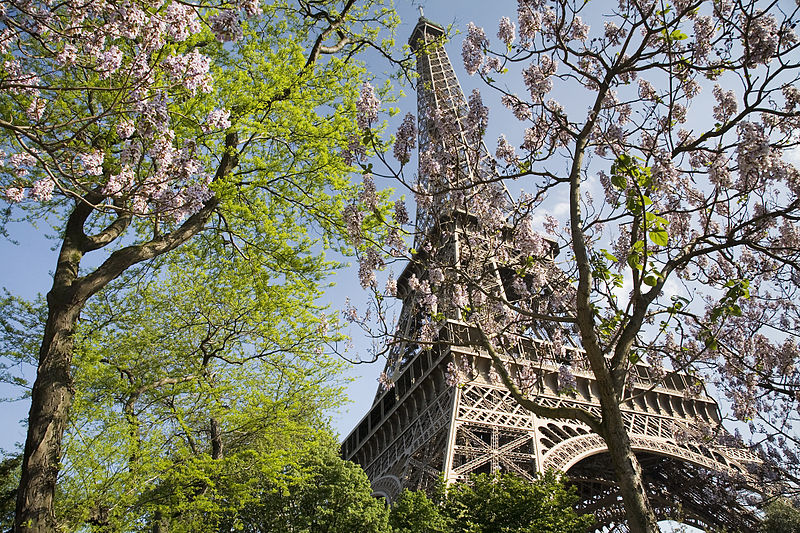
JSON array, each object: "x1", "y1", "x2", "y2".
[{"x1": 342, "y1": 17, "x2": 763, "y2": 532}]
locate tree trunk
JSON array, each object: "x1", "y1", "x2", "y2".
[
  {"x1": 600, "y1": 401, "x2": 661, "y2": 533},
  {"x1": 14, "y1": 293, "x2": 82, "y2": 533}
]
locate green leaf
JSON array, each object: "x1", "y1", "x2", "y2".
[{"x1": 648, "y1": 227, "x2": 668, "y2": 246}]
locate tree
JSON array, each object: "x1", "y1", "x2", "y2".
[
  {"x1": 48, "y1": 241, "x2": 348, "y2": 530},
  {"x1": 351, "y1": 1, "x2": 800, "y2": 531},
  {"x1": 389, "y1": 487, "x2": 452, "y2": 533},
  {"x1": 236, "y1": 435, "x2": 390, "y2": 533},
  {"x1": 388, "y1": 472, "x2": 594, "y2": 533},
  {"x1": 762, "y1": 499, "x2": 800, "y2": 533},
  {"x1": 0, "y1": 1, "x2": 399, "y2": 530}
]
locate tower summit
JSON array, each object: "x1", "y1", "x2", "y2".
[{"x1": 342, "y1": 17, "x2": 761, "y2": 531}]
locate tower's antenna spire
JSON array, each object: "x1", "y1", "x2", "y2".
[{"x1": 419, "y1": 6, "x2": 424, "y2": 17}]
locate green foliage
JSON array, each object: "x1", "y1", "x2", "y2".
[
  {"x1": 389, "y1": 472, "x2": 594, "y2": 533},
  {"x1": 55, "y1": 239, "x2": 349, "y2": 530},
  {"x1": 390, "y1": 488, "x2": 452, "y2": 533},
  {"x1": 0, "y1": 453, "x2": 21, "y2": 531},
  {"x1": 237, "y1": 436, "x2": 390, "y2": 533},
  {"x1": 762, "y1": 499, "x2": 800, "y2": 533}
]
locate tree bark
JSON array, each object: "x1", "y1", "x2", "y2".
[
  {"x1": 14, "y1": 292, "x2": 82, "y2": 532},
  {"x1": 598, "y1": 395, "x2": 660, "y2": 533}
]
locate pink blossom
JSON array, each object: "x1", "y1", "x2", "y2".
[
  {"x1": 394, "y1": 199, "x2": 409, "y2": 225},
  {"x1": 496, "y1": 134, "x2": 517, "y2": 164},
  {"x1": 81, "y1": 150, "x2": 104, "y2": 176},
  {"x1": 96, "y1": 46, "x2": 123, "y2": 79},
  {"x1": 501, "y1": 94, "x2": 532, "y2": 121},
  {"x1": 26, "y1": 97, "x2": 45, "y2": 121},
  {"x1": 713, "y1": 85, "x2": 737, "y2": 122},
  {"x1": 162, "y1": 51, "x2": 212, "y2": 95},
  {"x1": 116, "y1": 120, "x2": 135, "y2": 139},
  {"x1": 466, "y1": 89, "x2": 488, "y2": 135},
  {"x1": 30, "y1": 178, "x2": 54, "y2": 201},
  {"x1": 393, "y1": 113, "x2": 416, "y2": 164},
  {"x1": 164, "y1": 3, "x2": 201, "y2": 41},
  {"x1": 498, "y1": 16, "x2": 516, "y2": 47},
  {"x1": 518, "y1": 4, "x2": 542, "y2": 44},
  {"x1": 4, "y1": 187, "x2": 25, "y2": 203},
  {"x1": 569, "y1": 16, "x2": 589, "y2": 41},
  {"x1": 742, "y1": 12, "x2": 779, "y2": 66},
  {"x1": 204, "y1": 108, "x2": 231, "y2": 133},
  {"x1": 359, "y1": 173, "x2": 378, "y2": 210},
  {"x1": 355, "y1": 81, "x2": 380, "y2": 130},
  {"x1": 462, "y1": 22, "x2": 487, "y2": 76},
  {"x1": 209, "y1": 9, "x2": 243, "y2": 42},
  {"x1": 343, "y1": 204, "x2": 364, "y2": 244}
]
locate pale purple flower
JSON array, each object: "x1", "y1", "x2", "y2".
[
  {"x1": 501, "y1": 94, "x2": 532, "y2": 121},
  {"x1": 693, "y1": 15, "x2": 714, "y2": 62},
  {"x1": 445, "y1": 361, "x2": 460, "y2": 387},
  {"x1": 498, "y1": 16, "x2": 516, "y2": 47},
  {"x1": 81, "y1": 150, "x2": 105, "y2": 176},
  {"x1": 558, "y1": 364, "x2": 577, "y2": 392},
  {"x1": 496, "y1": 134, "x2": 516, "y2": 163},
  {"x1": 713, "y1": 85, "x2": 738, "y2": 122},
  {"x1": 96, "y1": 46, "x2": 123, "y2": 79},
  {"x1": 103, "y1": 166, "x2": 135, "y2": 197},
  {"x1": 116, "y1": 119, "x2": 136, "y2": 139},
  {"x1": 466, "y1": 89, "x2": 488, "y2": 135},
  {"x1": 385, "y1": 276, "x2": 397, "y2": 297},
  {"x1": 204, "y1": 108, "x2": 231, "y2": 133},
  {"x1": 743, "y1": 12, "x2": 779, "y2": 66},
  {"x1": 393, "y1": 113, "x2": 416, "y2": 164},
  {"x1": 26, "y1": 97, "x2": 45, "y2": 122},
  {"x1": 31, "y1": 178, "x2": 54, "y2": 201},
  {"x1": 518, "y1": 4, "x2": 542, "y2": 44},
  {"x1": 56, "y1": 44, "x2": 77, "y2": 66},
  {"x1": 378, "y1": 371, "x2": 394, "y2": 391},
  {"x1": 356, "y1": 81, "x2": 380, "y2": 130},
  {"x1": 462, "y1": 22, "x2": 488, "y2": 75},
  {"x1": 239, "y1": 0, "x2": 263, "y2": 17},
  {"x1": 569, "y1": 16, "x2": 589, "y2": 41},
  {"x1": 638, "y1": 78, "x2": 657, "y2": 100},
  {"x1": 209, "y1": 9, "x2": 243, "y2": 42},
  {"x1": 515, "y1": 217, "x2": 548, "y2": 257},
  {"x1": 604, "y1": 21, "x2": 626, "y2": 45},
  {"x1": 165, "y1": 2, "x2": 201, "y2": 41},
  {"x1": 343, "y1": 204, "x2": 364, "y2": 244},
  {"x1": 394, "y1": 199, "x2": 409, "y2": 225},
  {"x1": 162, "y1": 51, "x2": 212, "y2": 95},
  {"x1": 4, "y1": 187, "x2": 25, "y2": 203},
  {"x1": 359, "y1": 173, "x2": 378, "y2": 210},
  {"x1": 522, "y1": 56, "x2": 556, "y2": 101}
]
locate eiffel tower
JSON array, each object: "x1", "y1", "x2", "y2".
[{"x1": 342, "y1": 15, "x2": 763, "y2": 532}]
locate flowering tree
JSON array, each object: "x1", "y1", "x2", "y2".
[
  {"x1": 349, "y1": 1, "x2": 800, "y2": 531},
  {"x1": 0, "y1": 0, "x2": 398, "y2": 530}
]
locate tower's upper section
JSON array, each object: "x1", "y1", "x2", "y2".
[{"x1": 408, "y1": 17, "x2": 496, "y2": 240}]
